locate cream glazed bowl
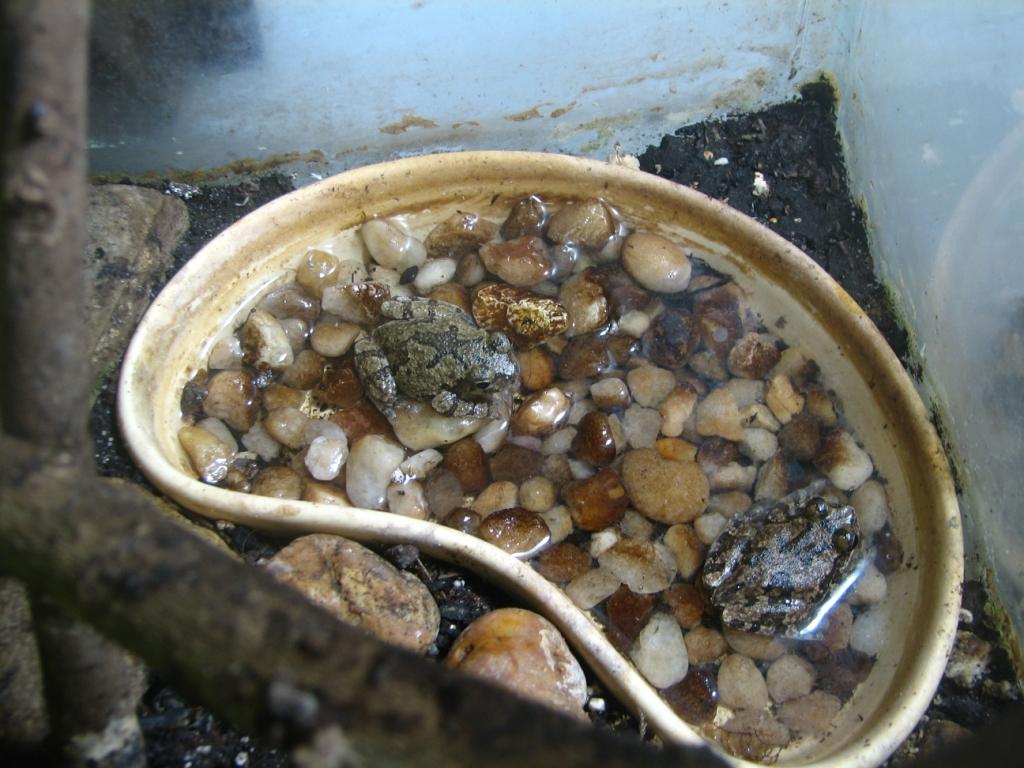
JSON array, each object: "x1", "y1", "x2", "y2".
[{"x1": 118, "y1": 151, "x2": 962, "y2": 767}]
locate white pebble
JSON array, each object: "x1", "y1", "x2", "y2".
[
  {"x1": 335, "y1": 259, "x2": 368, "y2": 284},
  {"x1": 778, "y1": 691, "x2": 842, "y2": 736},
  {"x1": 723, "y1": 378, "x2": 766, "y2": 408},
  {"x1": 598, "y1": 540, "x2": 677, "y2": 594},
  {"x1": 850, "y1": 479, "x2": 890, "y2": 534},
  {"x1": 630, "y1": 613, "x2": 689, "y2": 688},
  {"x1": 618, "y1": 309, "x2": 650, "y2": 337},
  {"x1": 413, "y1": 258, "x2": 457, "y2": 293},
  {"x1": 398, "y1": 448, "x2": 443, "y2": 480},
  {"x1": 263, "y1": 407, "x2": 309, "y2": 450},
  {"x1": 304, "y1": 436, "x2": 348, "y2": 481},
  {"x1": 472, "y1": 481, "x2": 519, "y2": 516},
  {"x1": 568, "y1": 458, "x2": 596, "y2": 480},
  {"x1": 208, "y1": 334, "x2": 243, "y2": 370},
  {"x1": 367, "y1": 264, "x2": 402, "y2": 287},
  {"x1": 386, "y1": 480, "x2": 429, "y2": 519},
  {"x1": 241, "y1": 421, "x2": 281, "y2": 462},
  {"x1": 626, "y1": 366, "x2": 676, "y2": 408},
  {"x1": 717, "y1": 653, "x2": 770, "y2": 710},
  {"x1": 766, "y1": 654, "x2": 816, "y2": 703},
  {"x1": 621, "y1": 232, "x2": 692, "y2": 294},
  {"x1": 658, "y1": 386, "x2": 698, "y2": 437},
  {"x1": 303, "y1": 419, "x2": 347, "y2": 444},
  {"x1": 360, "y1": 217, "x2": 427, "y2": 271},
  {"x1": 590, "y1": 378, "x2": 630, "y2": 410},
  {"x1": 850, "y1": 605, "x2": 887, "y2": 655},
  {"x1": 694, "y1": 512, "x2": 728, "y2": 545},
  {"x1": 473, "y1": 418, "x2": 509, "y2": 454},
  {"x1": 310, "y1": 322, "x2": 361, "y2": 357},
  {"x1": 520, "y1": 476, "x2": 556, "y2": 513},
  {"x1": 740, "y1": 428, "x2": 778, "y2": 463},
  {"x1": 820, "y1": 430, "x2": 874, "y2": 491},
  {"x1": 197, "y1": 417, "x2": 238, "y2": 453},
  {"x1": 242, "y1": 309, "x2": 294, "y2": 369},
  {"x1": 619, "y1": 508, "x2": 656, "y2": 540},
  {"x1": 345, "y1": 435, "x2": 406, "y2": 510},
  {"x1": 765, "y1": 374, "x2": 804, "y2": 425},
  {"x1": 567, "y1": 398, "x2": 596, "y2": 426},
  {"x1": 588, "y1": 528, "x2": 621, "y2": 558},
  {"x1": 564, "y1": 567, "x2": 621, "y2": 609},
  {"x1": 280, "y1": 317, "x2": 308, "y2": 351},
  {"x1": 539, "y1": 505, "x2": 573, "y2": 544},
  {"x1": 850, "y1": 563, "x2": 888, "y2": 605},
  {"x1": 695, "y1": 387, "x2": 745, "y2": 441},
  {"x1": 622, "y1": 405, "x2": 662, "y2": 448},
  {"x1": 707, "y1": 491, "x2": 752, "y2": 518},
  {"x1": 541, "y1": 427, "x2": 577, "y2": 455}
]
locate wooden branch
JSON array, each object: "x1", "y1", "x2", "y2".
[{"x1": 0, "y1": 434, "x2": 724, "y2": 768}]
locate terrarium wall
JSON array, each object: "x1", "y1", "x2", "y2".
[{"x1": 88, "y1": 0, "x2": 1024, "y2": 650}]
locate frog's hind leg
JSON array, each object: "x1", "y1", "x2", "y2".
[
  {"x1": 431, "y1": 390, "x2": 488, "y2": 419},
  {"x1": 353, "y1": 336, "x2": 398, "y2": 407}
]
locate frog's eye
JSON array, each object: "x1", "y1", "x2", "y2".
[
  {"x1": 832, "y1": 526, "x2": 859, "y2": 553},
  {"x1": 488, "y1": 333, "x2": 512, "y2": 352},
  {"x1": 811, "y1": 498, "x2": 830, "y2": 516}
]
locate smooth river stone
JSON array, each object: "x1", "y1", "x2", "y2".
[
  {"x1": 266, "y1": 534, "x2": 439, "y2": 653},
  {"x1": 345, "y1": 434, "x2": 405, "y2": 509}
]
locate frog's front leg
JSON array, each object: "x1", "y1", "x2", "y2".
[
  {"x1": 354, "y1": 336, "x2": 399, "y2": 410},
  {"x1": 431, "y1": 390, "x2": 489, "y2": 419}
]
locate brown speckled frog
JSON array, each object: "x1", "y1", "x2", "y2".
[
  {"x1": 701, "y1": 482, "x2": 863, "y2": 637},
  {"x1": 354, "y1": 297, "x2": 519, "y2": 419}
]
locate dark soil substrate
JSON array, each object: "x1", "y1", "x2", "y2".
[{"x1": 91, "y1": 80, "x2": 1017, "y2": 766}]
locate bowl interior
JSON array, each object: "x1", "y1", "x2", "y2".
[{"x1": 119, "y1": 151, "x2": 962, "y2": 767}]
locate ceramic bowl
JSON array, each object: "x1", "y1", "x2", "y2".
[{"x1": 118, "y1": 151, "x2": 962, "y2": 767}]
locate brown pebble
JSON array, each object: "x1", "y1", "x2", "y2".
[
  {"x1": 874, "y1": 523, "x2": 904, "y2": 573},
  {"x1": 697, "y1": 436, "x2": 740, "y2": 471},
  {"x1": 424, "y1": 212, "x2": 498, "y2": 260},
  {"x1": 518, "y1": 347, "x2": 556, "y2": 391},
  {"x1": 821, "y1": 602, "x2": 853, "y2": 651},
  {"x1": 572, "y1": 411, "x2": 617, "y2": 466},
  {"x1": 442, "y1": 437, "x2": 491, "y2": 495},
  {"x1": 655, "y1": 437, "x2": 698, "y2": 463},
  {"x1": 317, "y1": 356, "x2": 364, "y2": 408},
  {"x1": 559, "y1": 332, "x2": 638, "y2": 380},
  {"x1": 511, "y1": 386, "x2": 571, "y2": 436},
  {"x1": 203, "y1": 369, "x2": 260, "y2": 432},
  {"x1": 252, "y1": 466, "x2": 303, "y2": 499},
  {"x1": 479, "y1": 507, "x2": 551, "y2": 558},
  {"x1": 472, "y1": 283, "x2": 568, "y2": 348},
  {"x1": 423, "y1": 468, "x2": 464, "y2": 518},
  {"x1": 662, "y1": 582, "x2": 706, "y2": 629},
  {"x1": 479, "y1": 236, "x2": 551, "y2": 287},
  {"x1": 533, "y1": 542, "x2": 592, "y2": 584},
  {"x1": 754, "y1": 451, "x2": 790, "y2": 501},
  {"x1": 662, "y1": 668, "x2": 718, "y2": 726},
  {"x1": 560, "y1": 269, "x2": 609, "y2": 337},
  {"x1": 302, "y1": 480, "x2": 351, "y2": 506},
  {"x1": 698, "y1": 303, "x2": 744, "y2": 360},
  {"x1": 427, "y1": 282, "x2": 472, "y2": 313},
  {"x1": 621, "y1": 448, "x2": 709, "y2": 524},
  {"x1": 541, "y1": 453, "x2": 573, "y2": 486},
  {"x1": 718, "y1": 731, "x2": 776, "y2": 764},
  {"x1": 563, "y1": 467, "x2": 629, "y2": 532},
  {"x1": 545, "y1": 199, "x2": 614, "y2": 249},
  {"x1": 490, "y1": 444, "x2": 544, "y2": 483},
  {"x1": 329, "y1": 399, "x2": 392, "y2": 444},
  {"x1": 501, "y1": 195, "x2": 548, "y2": 239},
  {"x1": 685, "y1": 626, "x2": 729, "y2": 664},
  {"x1": 443, "y1": 507, "x2": 481, "y2": 536},
  {"x1": 606, "y1": 585, "x2": 655, "y2": 641},
  {"x1": 643, "y1": 307, "x2": 700, "y2": 368},
  {"x1": 727, "y1": 333, "x2": 781, "y2": 379},
  {"x1": 810, "y1": 648, "x2": 873, "y2": 700},
  {"x1": 262, "y1": 382, "x2": 306, "y2": 411},
  {"x1": 779, "y1": 411, "x2": 822, "y2": 462}
]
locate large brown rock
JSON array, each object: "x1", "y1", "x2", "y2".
[{"x1": 265, "y1": 534, "x2": 439, "y2": 653}]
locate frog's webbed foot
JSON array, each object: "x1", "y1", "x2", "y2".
[
  {"x1": 354, "y1": 336, "x2": 398, "y2": 409},
  {"x1": 382, "y1": 297, "x2": 473, "y2": 324},
  {"x1": 431, "y1": 390, "x2": 489, "y2": 419}
]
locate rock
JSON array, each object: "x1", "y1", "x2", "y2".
[
  {"x1": 707, "y1": 491, "x2": 752, "y2": 518},
  {"x1": 694, "y1": 512, "x2": 727, "y2": 545},
  {"x1": 559, "y1": 270, "x2": 608, "y2": 336},
  {"x1": 296, "y1": 249, "x2": 341, "y2": 298},
  {"x1": 591, "y1": 377, "x2": 631, "y2": 411},
  {"x1": 605, "y1": 585, "x2": 655, "y2": 641},
  {"x1": 717, "y1": 653, "x2": 770, "y2": 710},
  {"x1": 618, "y1": 309, "x2": 651, "y2": 337},
  {"x1": 471, "y1": 480, "x2": 519, "y2": 516},
  {"x1": 252, "y1": 466, "x2": 303, "y2": 499},
  {"x1": 695, "y1": 386, "x2": 745, "y2": 442},
  {"x1": 817, "y1": 429, "x2": 874, "y2": 491},
  {"x1": 721, "y1": 710, "x2": 791, "y2": 749},
  {"x1": 501, "y1": 195, "x2": 548, "y2": 240},
  {"x1": 723, "y1": 628, "x2": 787, "y2": 660},
  {"x1": 778, "y1": 412, "x2": 822, "y2": 461},
  {"x1": 207, "y1": 334, "x2": 244, "y2": 370},
  {"x1": 202, "y1": 369, "x2": 260, "y2": 432},
  {"x1": 541, "y1": 427, "x2": 577, "y2": 456},
  {"x1": 310, "y1": 322, "x2": 361, "y2": 358},
  {"x1": 490, "y1": 444, "x2": 544, "y2": 483},
  {"x1": 241, "y1": 421, "x2": 281, "y2": 462},
  {"x1": 663, "y1": 523, "x2": 706, "y2": 579},
  {"x1": 727, "y1": 333, "x2": 781, "y2": 379},
  {"x1": 754, "y1": 451, "x2": 789, "y2": 501},
  {"x1": 765, "y1": 373, "x2": 804, "y2": 424},
  {"x1": 643, "y1": 307, "x2": 701, "y2": 369},
  {"x1": 659, "y1": 386, "x2": 699, "y2": 437},
  {"x1": 262, "y1": 383, "x2": 305, "y2": 411},
  {"x1": 622, "y1": 405, "x2": 663, "y2": 448},
  {"x1": 564, "y1": 567, "x2": 621, "y2": 609},
  {"x1": 427, "y1": 282, "x2": 472, "y2": 313},
  {"x1": 442, "y1": 438, "x2": 491, "y2": 495},
  {"x1": 626, "y1": 365, "x2": 676, "y2": 408},
  {"x1": 821, "y1": 602, "x2": 853, "y2": 651},
  {"x1": 766, "y1": 654, "x2": 816, "y2": 703},
  {"x1": 663, "y1": 668, "x2": 718, "y2": 725},
  {"x1": 424, "y1": 212, "x2": 498, "y2": 260},
  {"x1": 264, "y1": 406, "x2": 309, "y2": 450},
  {"x1": 849, "y1": 563, "x2": 888, "y2": 605},
  {"x1": 479, "y1": 507, "x2": 551, "y2": 558},
  {"x1": 321, "y1": 281, "x2": 391, "y2": 325},
  {"x1": 360, "y1": 217, "x2": 427, "y2": 271},
  {"x1": 266, "y1": 534, "x2": 438, "y2": 653},
  {"x1": 621, "y1": 448, "x2": 709, "y2": 524},
  {"x1": 545, "y1": 199, "x2": 614, "y2": 249},
  {"x1": 563, "y1": 467, "x2": 629, "y2": 531},
  {"x1": 519, "y1": 476, "x2": 556, "y2": 512},
  {"x1": 597, "y1": 539, "x2": 676, "y2": 594},
  {"x1": 850, "y1": 479, "x2": 890, "y2": 534},
  {"x1": 511, "y1": 387, "x2": 571, "y2": 436},
  {"x1": 242, "y1": 309, "x2": 294, "y2": 370},
  {"x1": 655, "y1": 437, "x2": 698, "y2": 463},
  {"x1": 305, "y1": 435, "x2": 349, "y2": 481},
  {"x1": 739, "y1": 428, "x2": 778, "y2": 463},
  {"x1": 663, "y1": 583, "x2": 706, "y2": 629},
  {"x1": 389, "y1": 403, "x2": 483, "y2": 450},
  {"x1": 558, "y1": 332, "x2": 637, "y2": 379},
  {"x1": 621, "y1": 232, "x2": 692, "y2": 293},
  {"x1": 386, "y1": 480, "x2": 429, "y2": 519},
  {"x1": 83, "y1": 184, "x2": 188, "y2": 377},
  {"x1": 685, "y1": 626, "x2": 728, "y2": 664},
  {"x1": 804, "y1": 388, "x2": 838, "y2": 426},
  {"x1": 472, "y1": 284, "x2": 569, "y2": 348},
  {"x1": 571, "y1": 411, "x2": 617, "y2": 466},
  {"x1": 302, "y1": 480, "x2": 351, "y2": 506},
  {"x1": 258, "y1": 285, "x2": 320, "y2": 326},
  {"x1": 630, "y1": 612, "x2": 689, "y2": 689},
  {"x1": 479, "y1": 236, "x2": 551, "y2": 287},
  {"x1": 345, "y1": 435, "x2": 406, "y2": 510},
  {"x1": 533, "y1": 542, "x2": 592, "y2": 584},
  {"x1": 329, "y1": 400, "x2": 393, "y2": 445},
  {"x1": 777, "y1": 691, "x2": 841, "y2": 736},
  {"x1": 178, "y1": 425, "x2": 232, "y2": 483},
  {"x1": 518, "y1": 347, "x2": 557, "y2": 391},
  {"x1": 445, "y1": 608, "x2": 587, "y2": 719}
]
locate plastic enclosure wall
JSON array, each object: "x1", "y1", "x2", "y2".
[{"x1": 88, "y1": 0, "x2": 1024, "y2": 647}]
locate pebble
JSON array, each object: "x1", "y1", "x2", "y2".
[
  {"x1": 345, "y1": 435, "x2": 406, "y2": 510},
  {"x1": 389, "y1": 403, "x2": 483, "y2": 451},
  {"x1": 266, "y1": 534, "x2": 439, "y2": 653},
  {"x1": 588, "y1": 528, "x2": 620, "y2": 558},
  {"x1": 427, "y1": 282, "x2": 471, "y2": 313},
  {"x1": 662, "y1": 583, "x2": 706, "y2": 630},
  {"x1": 621, "y1": 232, "x2": 692, "y2": 293},
  {"x1": 695, "y1": 386, "x2": 745, "y2": 442},
  {"x1": 208, "y1": 334, "x2": 243, "y2": 370},
  {"x1": 316, "y1": 358, "x2": 364, "y2": 409},
  {"x1": 501, "y1": 195, "x2": 547, "y2": 240},
  {"x1": 571, "y1": 411, "x2": 617, "y2": 466},
  {"x1": 241, "y1": 421, "x2": 281, "y2": 462},
  {"x1": 655, "y1": 437, "x2": 698, "y2": 463},
  {"x1": 329, "y1": 400, "x2": 391, "y2": 445},
  {"x1": 321, "y1": 281, "x2": 391, "y2": 325},
  {"x1": 662, "y1": 524, "x2": 706, "y2": 579},
  {"x1": 445, "y1": 608, "x2": 587, "y2": 719},
  {"x1": 197, "y1": 417, "x2": 238, "y2": 453},
  {"x1": 606, "y1": 585, "x2": 655, "y2": 641},
  {"x1": 479, "y1": 507, "x2": 551, "y2": 558},
  {"x1": 473, "y1": 284, "x2": 569, "y2": 348},
  {"x1": 558, "y1": 332, "x2": 637, "y2": 379},
  {"x1": 360, "y1": 217, "x2": 427, "y2": 271},
  {"x1": 779, "y1": 411, "x2": 822, "y2": 462},
  {"x1": 424, "y1": 212, "x2": 498, "y2": 260},
  {"x1": 310, "y1": 322, "x2": 360, "y2": 357},
  {"x1": 739, "y1": 428, "x2": 778, "y2": 463},
  {"x1": 386, "y1": 480, "x2": 429, "y2": 519},
  {"x1": 597, "y1": 539, "x2": 677, "y2": 594},
  {"x1": 563, "y1": 467, "x2": 629, "y2": 531},
  {"x1": 203, "y1": 369, "x2": 260, "y2": 432},
  {"x1": 518, "y1": 347, "x2": 556, "y2": 391},
  {"x1": 296, "y1": 249, "x2": 341, "y2": 298},
  {"x1": 945, "y1": 630, "x2": 992, "y2": 688},
  {"x1": 698, "y1": 304, "x2": 743, "y2": 360},
  {"x1": 821, "y1": 602, "x2": 853, "y2": 651},
  {"x1": 658, "y1": 385, "x2": 698, "y2": 437},
  {"x1": 471, "y1": 417, "x2": 508, "y2": 454},
  {"x1": 754, "y1": 451, "x2": 789, "y2": 501},
  {"x1": 626, "y1": 365, "x2": 676, "y2": 408},
  {"x1": 179, "y1": 425, "x2": 233, "y2": 483},
  {"x1": 302, "y1": 480, "x2": 351, "y2": 506},
  {"x1": 398, "y1": 448, "x2": 443, "y2": 480},
  {"x1": 817, "y1": 429, "x2": 874, "y2": 491},
  {"x1": 259, "y1": 286, "x2": 320, "y2": 326},
  {"x1": 643, "y1": 308, "x2": 700, "y2": 369},
  {"x1": 489, "y1": 444, "x2": 544, "y2": 483},
  {"x1": 694, "y1": 512, "x2": 728, "y2": 545},
  {"x1": 559, "y1": 270, "x2": 608, "y2": 337},
  {"x1": 724, "y1": 628, "x2": 787, "y2": 661},
  {"x1": 850, "y1": 479, "x2": 890, "y2": 534},
  {"x1": 264, "y1": 407, "x2": 309, "y2": 450},
  {"x1": 538, "y1": 503, "x2": 573, "y2": 543},
  {"x1": 510, "y1": 386, "x2": 571, "y2": 436},
  {"x1": 630, "y1": 612, "x2": 689, "y2": 689},
  {"x1": 766, "y1": 654, "x2": 817, "y2": 703},
  {"x1": 850, "y1": 563, "x2": 888, "y2": 605},
  {"x1": 849, "y1": 605, "x2": 887, "y2": 656},
  {"x1": 282, "y1": 349, "x2": 325, "y2": 390},
  {"x1": 541, "y1": 427, "x2": 577, "y2": 456},
  {"x1": 479, "y1": 236, "x2": 551, "y2": 287},
  {"x1": 721, "y1": 710, "x2": 791, "y2": 748},
  {"x1": 727, "y1": 333, "x2": 781, "y2": 379},
  {"x1": 252, "y1": 466, "x2": 303, "y2": 499},
  {"x1": 618, "y1": 309, "x2": 651, "y2": 337},
  {"x1": 280, "y1": 317, "x2": 308, "y2": 352},
  {"x1": 804, "y1": 388, "x2": 838, "y2": 426},
  {"x1": 621, "y1": 448, "x2": 709, "y2": 524},
  {"x1": 565, "y1": 567, "x2": 622, "y2": 609},
  {"x1": 442, "y1": 438, "x2": 491, "y2": 495},
  {"x1": 662, "y1": 668, "x2": 719, "y2": 725},
  {"x1": 545, "y1": 199, "x2": 614, "y2": 249},
  {"x1": 777, "y1": 691, "x2": 841, "y2": 736},
  {"x1": 740, "y1": 402, "x2": 782, "y2": 432},
  {"x1": 590, "y1": 377, "x2": 631, "y2": 411},
  {"x1": 685, "y1": 626, "x2": 728, "y2": 664},
  {"x1": 622, "y1": 404, "x2": 663, "y2": 448},
  {"x1": 262, "y1": 383, "x2": 305, "y2": 411},
  {"x1": 304, "y1": 436, "x2": 349, "y2": 481},
  {"x1": 242, "y1": 308, "x2": 295, "y2": 369},
  {"x1": 471, "y1": 480, "x2": 519, "y2": 516},
  {"x1": 519, "y1": 476, "x2": 556, "y2": 512},
  {"x1": 717, "y1": 653, "x2": 770, "y2": 710},
  {"x1": 765, "y1": 373, "x2": 804, "y2": 424},
  {"x1": 533, "y1": 542, "x2": 592, "y2": 584},
  {"x1": 707, "y1": 491, "x2": 752, "y2": 518}
]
